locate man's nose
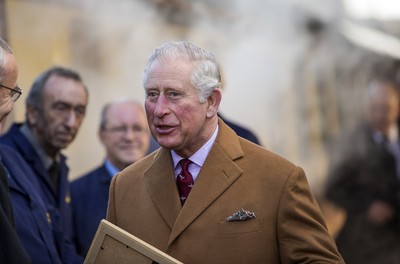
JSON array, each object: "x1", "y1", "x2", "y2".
[
  {"x1": 154, "y1": 95, "x2": 169, "y2": 117},
  {"x1": 65, "y1": 110, "x2": 79, "y2": 128}
]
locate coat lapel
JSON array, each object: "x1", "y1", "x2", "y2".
[
  {"x1": 168, "y1": 119, "x2": 244, "y2": 245},
  {"x1": 144, "y1": 148, "x2": 182, "y2": 230}
]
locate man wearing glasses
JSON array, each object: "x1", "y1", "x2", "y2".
[
  {"x1": 0, "y1": 69, "x2": 21, "y2": 130},
  {"x1": 71, "y1": 98, "x2": 150, "y2": 257},
  {"x1": 0, "y1": 84, "x2": 22, "y2": 100},
  {"x1": 0, "y1": 37, "x2": 31, "y2": 264},
  {"x1": 0, "y1": 66, "x2": 88, "y2": 263}
]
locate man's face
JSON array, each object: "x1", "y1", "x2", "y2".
[
  {"x1": 144, "y1": 58, "x2": 219, "y2": 158},
  {"x1": 0, "y1": 53, "x2": 18, "y2": 131},
  {"x1": 99, "y1": 102, "x2": 150, "y2": 170},
  {"x1": 28, "y1": 74, "x2": 88, "y2": 156}
]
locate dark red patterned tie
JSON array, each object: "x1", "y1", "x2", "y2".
[{"x1": 176, "y1": 159, "x2": 194, "y2": 205}]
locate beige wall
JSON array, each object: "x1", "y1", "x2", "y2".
[
  {"x1": 5, "y1": 0, "x2": 232, "y2": 181},
  {"x1": 5, "y1": 0, "x2": 352, "y2": 192}
]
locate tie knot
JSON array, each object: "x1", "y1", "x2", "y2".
[{"x1": 179, "y1": 159, "x2": 191, "y2": 172}]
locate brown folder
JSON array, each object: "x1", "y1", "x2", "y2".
[{"x1": 84, "y1": 219, "x2": 183, "y2": 264}]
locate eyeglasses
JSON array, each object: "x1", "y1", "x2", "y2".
[{"x1": 0, "y1": 84, "x2": 22, "y2": 102}]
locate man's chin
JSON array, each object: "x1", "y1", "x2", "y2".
[
  {"x1": 158, "y1": 142, "x2": 174, "y2": 149},
  {"x1": 56, "y1": 135, "x2": 75, "y2": 146},
  {"x1": 56, "y1": 141, "x2": 72, "y2": 150},
  {"x1": 120, "y1": 153, "x2": 143, "y2": 164}
]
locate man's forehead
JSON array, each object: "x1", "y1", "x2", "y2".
[
  {"x1": 107, "y1": 105, "x2": 145, "y2": 121},
  {"x1": 44, "y1": 77, "x2": 86, "y2": 97},
  {"x1": 44, "y1": 91, "x2": 88, "y2": 109},
  {"x1": 44, "y1": 75, "x2": 86, "y2": 96}
]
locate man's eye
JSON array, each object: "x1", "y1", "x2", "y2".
[
  {"x1": 113, "y1": 127, "x2": 126, "y2": 133},
  {"x1": 168, "y1": 91, "x2": 180, "y2": 98},
  {"x1": 74, "y1": 107, "x2": 86, "y2": 116},
  {"x1": 146, "y1": 91, "x2": 158, "y2": 98},
  {"x1": 54, "y1": 104, "x2": 69, "y2": 111}
]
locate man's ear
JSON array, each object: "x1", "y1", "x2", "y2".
[
  {"x1": 206, "y1": 88, "x2": 222, "y2": 118},
  {"x1": 26, "y1": 105, "x2": 39, "y2": 126},
  {"x1": 98, "y1": 128, "x2": 106, "y2": 145}
]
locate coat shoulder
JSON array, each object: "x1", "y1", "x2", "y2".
[{"x1": 238, "y1": 138, "x2": 298, "y2": 174}]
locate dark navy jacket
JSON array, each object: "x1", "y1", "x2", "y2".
[
  {"x1": 0, "y1": 147, "x2": 31, "y2": 264},
  {"x1": 0, "y1": 123, "x2": 82, "y2": 263},
  {"x1": 70, "y1": 165, "x2": 111, "y2": 257},
  {"x1": 2, "y1": 144, "x2": 62, "y2": 263}
]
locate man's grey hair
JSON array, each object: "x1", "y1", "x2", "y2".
[
  {"x1": 0, "y1": 37, "x2": 13, "y2": 83},
  {"x1": 143, "y1": 41, "x2": 221, "y2": 103},
  {"x1": 25, "y1": 66, "x2": 88, "y2": 111}
]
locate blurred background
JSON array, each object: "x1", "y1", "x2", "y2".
[{"x1": 1, "y1": 0, "x2": 400, "y2": 195}]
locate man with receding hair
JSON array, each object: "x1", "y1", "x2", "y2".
[
  {"x1": 0, "y1": 36, "x2": 31, "y2": 264},
  {"x1": 0, "y1": 66, "x2": 88, "y2": 263}
]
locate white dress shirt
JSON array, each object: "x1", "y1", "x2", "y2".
[{"x1": 171, "y1": 125, "x2": 219, "y2": 182}]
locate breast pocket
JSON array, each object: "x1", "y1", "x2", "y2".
[{"x1": 219, "y1": 218, "x2": 262, "y2": 236}]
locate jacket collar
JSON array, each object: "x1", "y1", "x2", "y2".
[{"x1": 8, "y1": 123, "x2": 69, "y2": 199}]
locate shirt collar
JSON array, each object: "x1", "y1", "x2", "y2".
[
  {"x1": 171, "y1": 125, "x2": 219, "y2": 169},
  {"x1": 104, "y1": 159, "x2": 120, "y2": 177},
  {"x1": 20, "y1": 123, "x2": 60, "y2": 170}
]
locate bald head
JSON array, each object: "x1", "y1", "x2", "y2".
[{"x1": 99, "y1": 99, "x2": 150, "y2": 170}]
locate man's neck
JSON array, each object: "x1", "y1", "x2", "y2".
[{"x1": 20, "y1": 123, "x2": 59, "y2": 168}]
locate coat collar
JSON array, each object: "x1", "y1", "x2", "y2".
[{"x1": 144, "y1": 118, "x2": 244, "y2": 245}]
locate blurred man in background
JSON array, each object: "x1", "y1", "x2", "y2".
[
  {"x1": 0, "y1": 66, "x2": 88, "y2": 263},
  {"x1": 325, "y1": 80, "x2": 400, "y2": 264},
  {"x1": 71, "y1": 98, "x2": 150, "y2": 256},
  {"x1": 0, "y1": 36, "x2": 31, "y2": 264}
]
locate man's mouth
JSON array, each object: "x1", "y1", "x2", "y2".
[
  {"x1": 57, "y1": 132, "x2": 74, "y2": 141},
  {"x1": 155, "y1": 125, "x2": 175, "y2": 134}
]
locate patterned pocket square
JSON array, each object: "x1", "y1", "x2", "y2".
[{"x1": 226, "y1": 208, "x2": 256, "y2": 222}]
